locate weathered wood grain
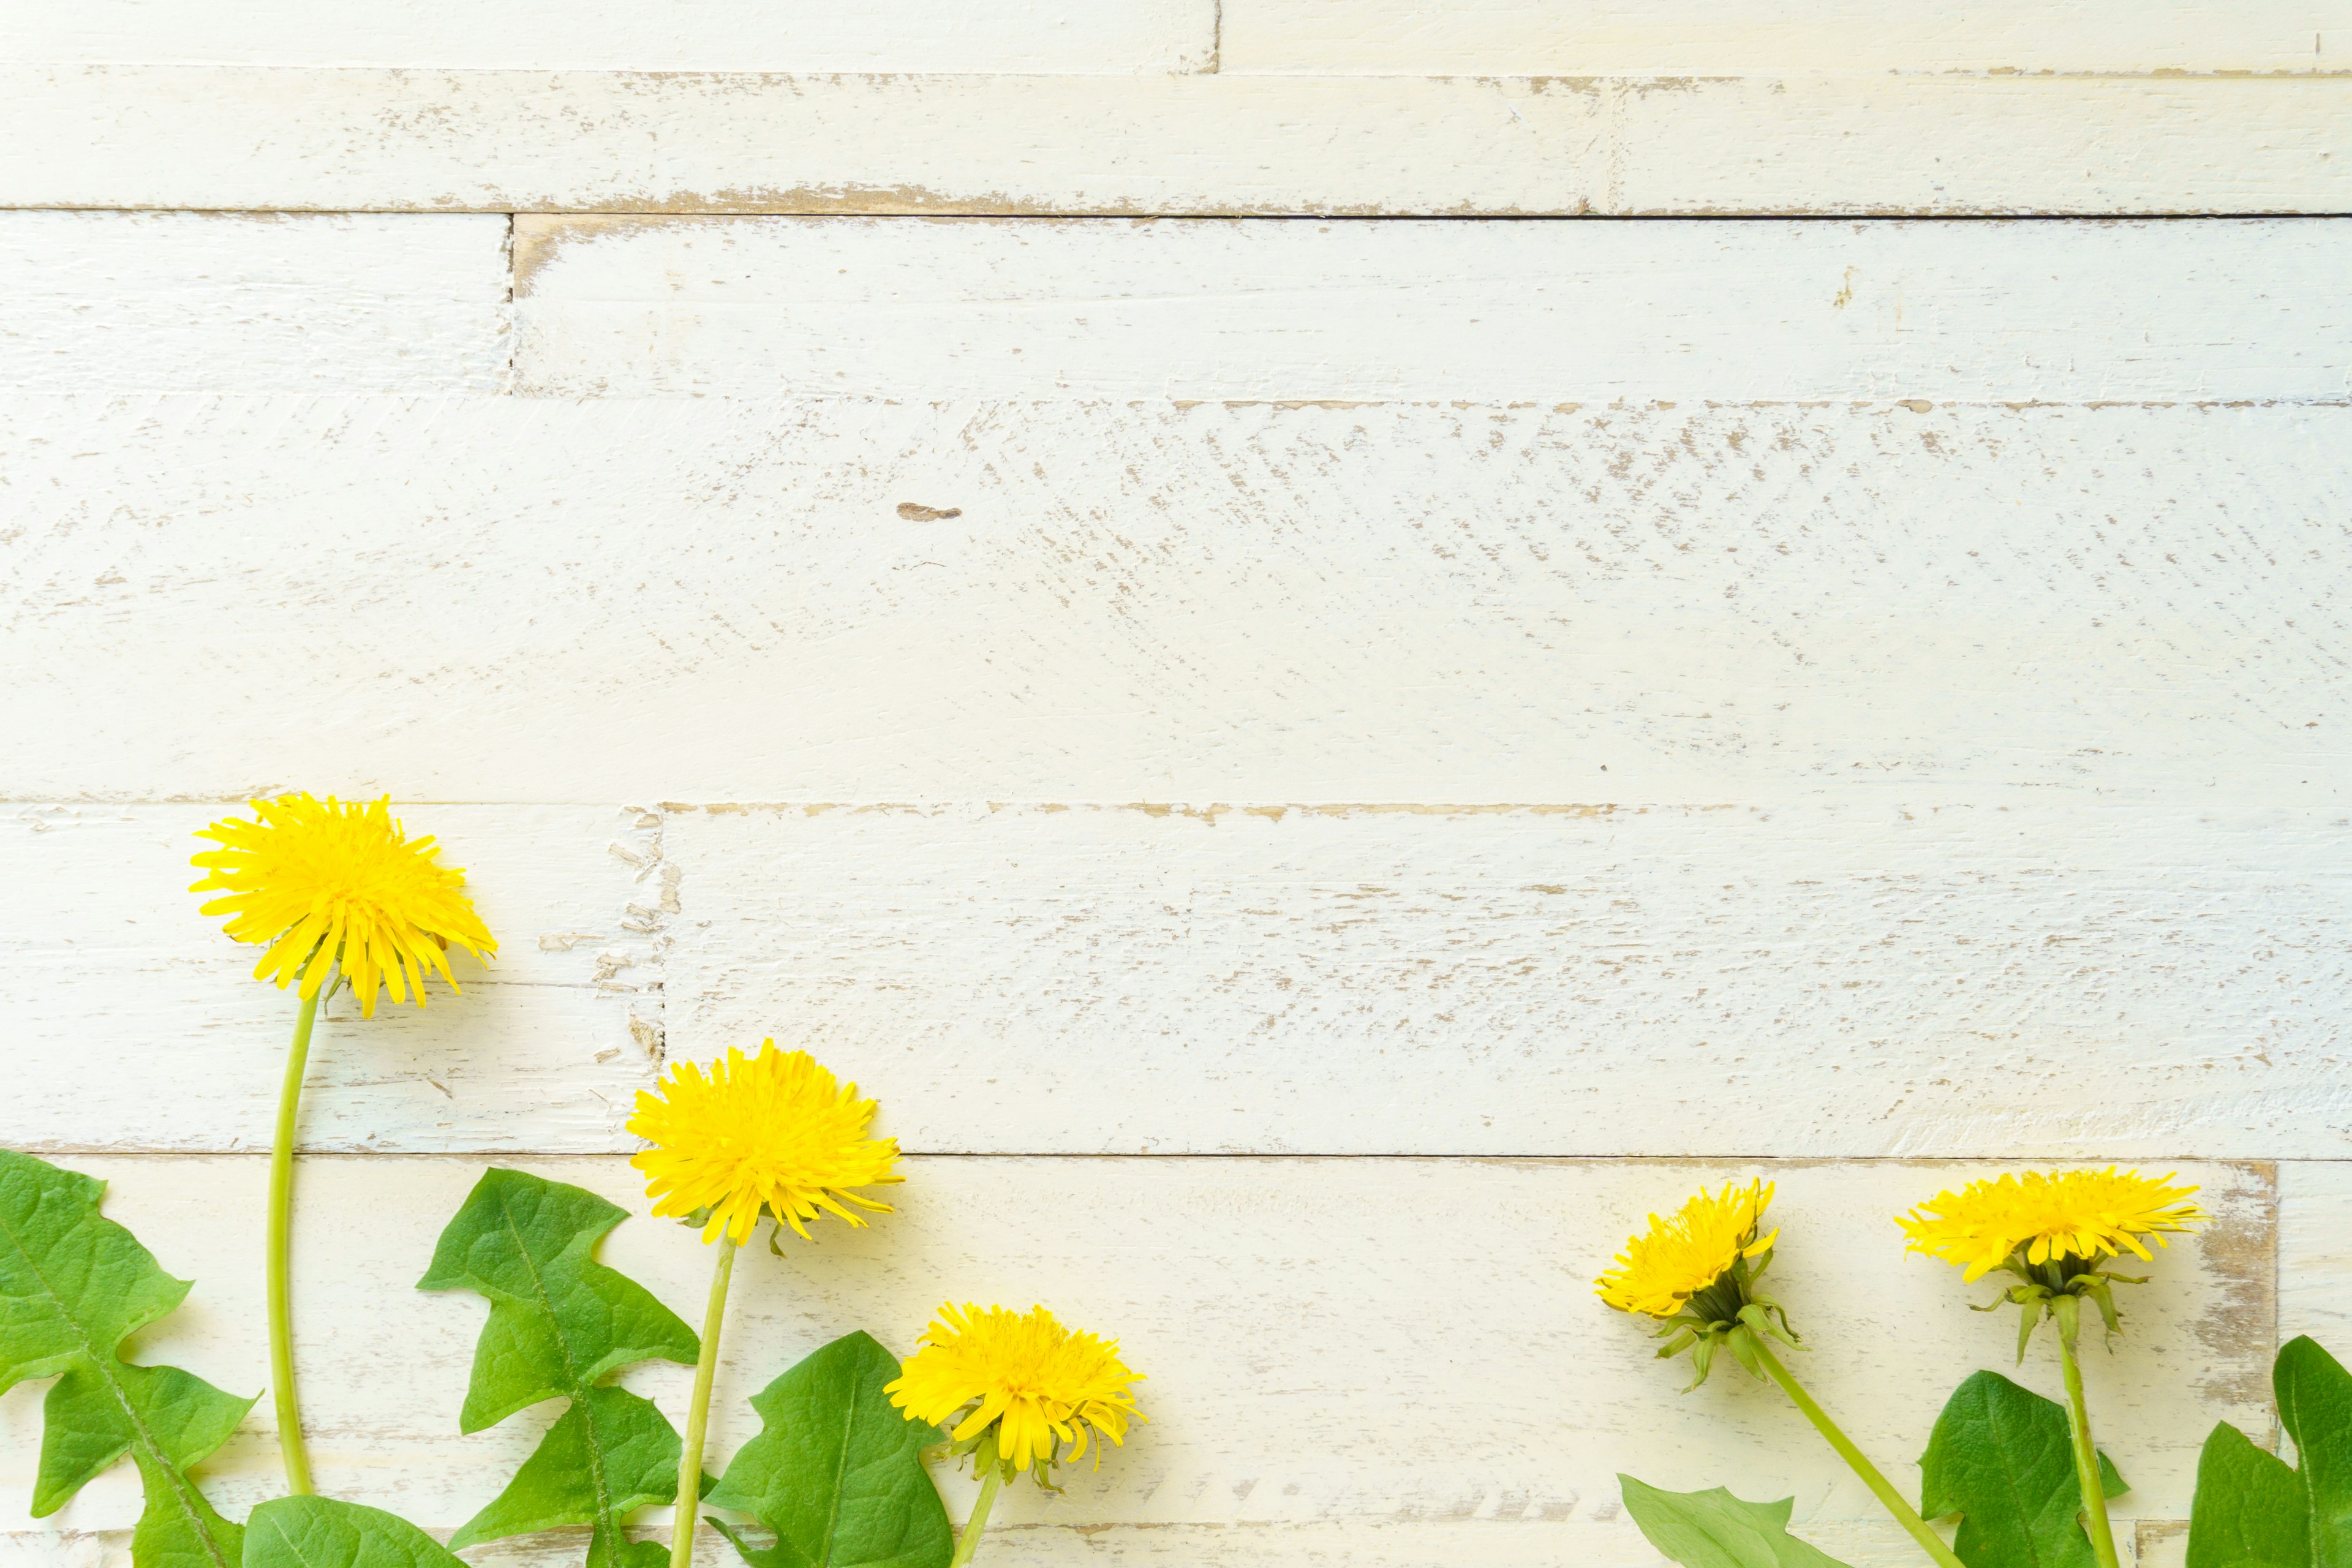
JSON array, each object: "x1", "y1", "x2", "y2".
[
  {"x1": 4, "y1": 397, "x2": 2342, "y2": 805},
  {"x1": 1, "y1": 0, "x2": 1217, "y2": 74},
  {"x1": 0, "y1": 1155, "x2": 2276, "y2": 1561},
  {"x1": 9, "y1": 799, "x2": 2340, "y2": 1158},
  {"x1": 4, "y1": 67, "x2": 2346, "y2": 215},
  {"x1": 1221, "y1": 1, "x2": 2351, "y2": 75},
  {"x1": 511, "y1": 214, "x2": 2352, "y2": 401},
  {"x1": 0, "y1": 212, "x2": 511, "y2": 393},
  {"x1": 663, "y1": 801, "x2": 2349, "y2": 1158},
  {"x1": 2282, "y1": 1161, "x2": 2352, "y2": 1351},
  {"x1": 0, "y1": 805, "x2": 665, "y2": 1155}
]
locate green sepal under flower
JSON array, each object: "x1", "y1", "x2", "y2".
[
  {"x1": 1649, "y1": 1244, "x2": 1803, "y2": 1392},
  {"x1": 1967, "y1": 1251, "x2": 2144, "y2": 1362},
  {"x1": 950, "y1": 1422, "x2": 1049, "y2": 1491}
]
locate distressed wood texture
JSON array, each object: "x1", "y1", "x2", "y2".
[
  {"x1": 0, "y1": 211, "x2": 511, "y2": 393},
  {"x1": 8, "y1": 798, "x2": 2340, "y2": 1159},
  {"x1": 9, "y1": 0, "x2": 2337, "y2": 77},
  {"x1": 510, "y1": 214, "x2": 2352, "y2": 401},
  {"x1": 1, "y1": 0, "x2": 1218, "y2": 74},
  {"x1": 1221, "y1": 1, "x2": 2352, "y2": 74},
  {"x1": 4, "y1": 395, "x2": 2342, "y2": 804},
  {"x1": 0, "y1": 804, "x2": 665, "y2": 1155},
  {"x1": 2282, "y1": 1161, "x2": 2352, "y2": 1349},
  {"x1": 0, "y1": 1156, "x2": 2279, "y2": 1564},
  {"x1": 4, "y1": 67, "x2": 2348, "y2": 214},
  {"x1": 662, "y1": 802, "x2": 2348, "y2": 1158}
]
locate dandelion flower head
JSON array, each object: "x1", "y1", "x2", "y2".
[
  {"x1": 1596, "y1": 1180, "x2": 1779, "y2": 1319},
  {"x1": 190, "y1": 793, "x2": 495, "y2": 1019},
  {"x1": 628, "y1": 1041, "x2": 903, "y2": 1246},
  {"x1": 887, "y1": 1303, "x2": 1145, "y2": 1479},
  {"x1": 1898, "y1": 1167, "x2": 2206, "y2": 1283}
]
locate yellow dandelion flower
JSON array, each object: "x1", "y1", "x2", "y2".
[
  {"x1": 190, "y1": 793, "x2": 496, "y2": 1019},
  {"x1": 628, "y1": 1041, "x2": 903, "y2": 1246},
  {"x1": 1898, "y1": 1167, "x2": 2206, "y2": 1283},
  {"x1": 888, "y1": 1303, "x2": 1146, "y2": 1479},
  {"x1": 1597, "y1": 1180, "x2": 1780, "y2": 1319}
]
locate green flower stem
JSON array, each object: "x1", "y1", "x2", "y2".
[
  {"x1": 1746, "y1": 1336, "x2": 1965, "y2": 1568},
  {"x1": 266, "y1": 984, "x2": 322, "y2": 1497},
  {"x1": 947, "y1": 1467, "x2": 1005, "y2": 1568},
  {"x1": 672, "y1": 1237, "x2": 739, "y2": 1568},
  {"x1": 2052, "y1": 1302, "x2": 2123, "y2": 1568}
]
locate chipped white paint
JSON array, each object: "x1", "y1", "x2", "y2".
[
  {"x1": 1, "y1": 0, "x2": 1218, "y2": 74},
  {"x1": 9, "y1": 800, "x2": 2341, "y2": 1158},
  {"x1": 4, "y1": 397, "x2": 2343, "y2": 805},
  {"x1": 0, "y1": 1156, "x2": 2278, "y2": 1560},
  {"x1": 662, "y1": 802, "x2": 2350, "y2": 1158},
  {"x1": 510, "y1": 214, "x2": 2352, "y2": 401},
  {"x1": 0, "y1": 211, "x2": 510, "y2": 393},
  {"x1": 0, "y1": 29, "x2": 2344, "y2": 1567},
  {"x1": 1221, "y1": 1, "x2": 2352, "y2": 75},
  {"x1": 5, "y1": 67, "x2": 2350, "y2": 216},
  {"x1": 0, "y1": 805, "x2": 665, "y2": 1154},
  {"x1": 2282, "y1": 1161, "x2": 2352, "y2": 1351}
]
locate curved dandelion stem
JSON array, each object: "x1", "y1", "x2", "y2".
[
  {"x1": 1745, "y1": 1335, "x2": 1964, "y2": 1568},
  {"x1": 671, "y1": 1237, "x2": 739, "y2": 1568},
  {"x1": 948, "y1": 1466, "x2": 1005, "y2": 1568},
  {"x1": 2053, "y1": 1303, "x2": 2124, "y2": 1568},
  {"x1": 266, "y1": 984, "x2": 322, "y2": 1496}
]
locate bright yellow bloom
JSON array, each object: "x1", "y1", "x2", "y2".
[
  {"x1": 887, "y1": 1303, "x2": 1145, "y2": 1479},
  {"x1": 1898, "y1": 1167, "x2": 2206, "y2": 1283},
  {"x1": 628, "y1": 1042, "x2": 902, "y2": 1246},
  {"x1": 190, "y1": 794, "x2": 495, "y2": 1019},
  {"x1": 1597, "y1": 1180, "x2": 1779, "y2": 1319}
]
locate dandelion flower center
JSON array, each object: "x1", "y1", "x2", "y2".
[
  {"x1": 628, "y1": 1042, "x2": 902, "y2": 1246},
  {"x1": 1596, "y1": 1180, "x2": 1778, "y2": 1319},
  {"x1": 1898, "y1": 1167, "x2": 2206, "y2": 1283},
  {"x1": 189, "y1": 793, "x2": 496, "y2": 1019},
  {"x1": 887, "y1": 1303, "x2": 1145, "y2": 1479}
]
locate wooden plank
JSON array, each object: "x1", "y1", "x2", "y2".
[
  {"x1": 1221, "y1": 1, "x2": 2351, "y2": 75},
  {"x1": 4, "y1": 67, "x2": 2346, "y2": 216},
  {"x1": 2282, "y1": 1161, "x2": 2352, "y2": 1352},
  {"x1": 511, "y1": 213, "x2": 2352, "y2": 401},
  {"x1": 1609, "y1": 75, "x2": 2352, "y2": 216},
  {"x1": 0, "y1": 805, "x2": 665, "y2": 1155},
  {"x1": 3, "y1": 396, "x2": 2342, "y2": 807},
  {"x1": 1, "y1": 0, "x2": 1216, "y2": 74},
  {"x1": 662, "y1": 802, "x2": 2350, "y2": 1158},
  {"x1": 11, "y1": 798, "x2": 2342, "y2": 1157},
  {"x1": 0, "y1": 1155, "x2": 2276, "y2": 1560},
  {"x1": 0, "y1": 212, "x2": 510, "y2": 393}
]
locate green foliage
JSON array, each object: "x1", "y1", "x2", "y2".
[
  {"x1": 1616, "y1": 1476, "x2": 1853, "y2": 1568},
  {"x1": 1920, "y1": 1370, "x2": 2126, "y2": 1568},
  {"x1": 418, "y1": 1167, "x2": 701, "y2": 1567},
  {"x1": 706, "y1": 1330, "x2": 954, "y2": 1568},
  {"x1": 243, "y1": 1496, "x2": 468, "y2": 1568},
  {"x1": 0, "y1": 1148, "x2": 254, "y2": 1568},
  {"x1": 2186, "y1": 1335, "x2": 2352, "y2": 1568}
]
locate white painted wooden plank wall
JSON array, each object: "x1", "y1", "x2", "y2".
[
  {"x1": 4, "y1": 9, "x2": 2348, "y2": 1565},
  {"x1": 2, "y1": 0, "x2": 1219, "y2": 73},
  {"x1": 1219, "y1": 1, "x2": 2352, "y2": 74},
  {"x1": 5, "y1": 69, "x2": 2348, "y2": 215},
  {"x1": 1, "y1": 212, "x2": 511, "y2": 392},
  {"x1": 507, "y1": 216, "x2": 2352, "y2": 401},
  {"x1": 7, "y1": 397, "x2": 2343, "y2": 805},
  {"x1": 13, "y1": 0, "x2": 2343, "y2": 75},
  {"x1": 9, "y1": 802, "x2": 2340, "y2": 1158}
]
